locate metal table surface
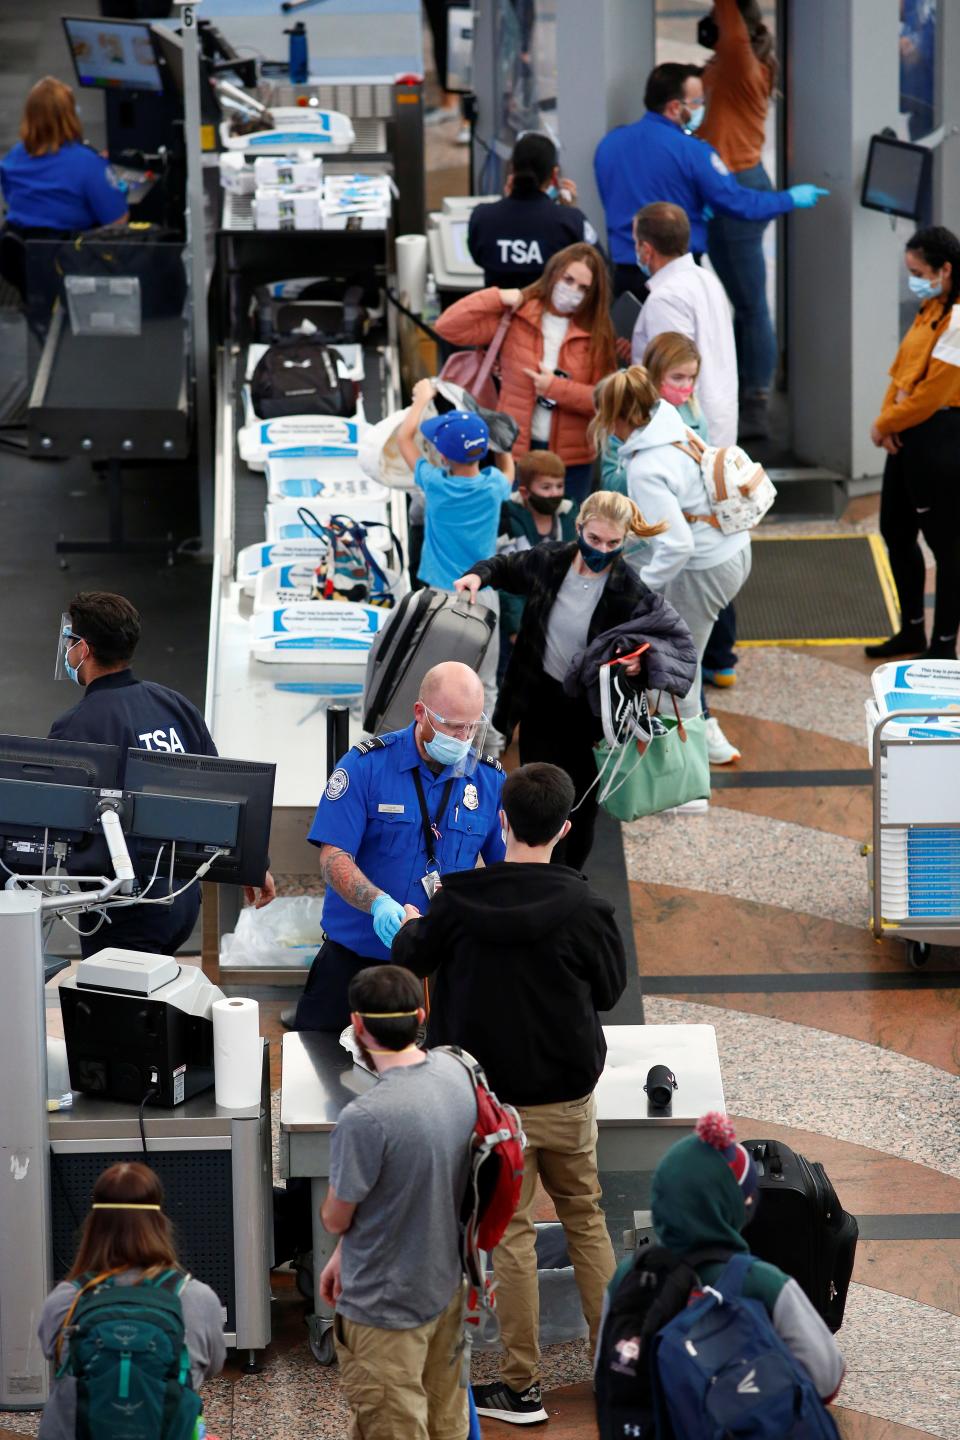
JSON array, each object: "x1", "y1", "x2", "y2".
[
  {"x1": 280, "y1": 1024, "x2": 725, "y2": 1176},
  {"x1": 278, "y1": 1025, "x2": 724, "y2": 1356}
]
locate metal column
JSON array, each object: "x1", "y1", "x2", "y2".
[
  {"x1": 554, "y1": 0, "x2": 656, "y2": 243},
  {"x1": 175, "y1": 0, "x2": 215, "y2": 555},
  {"x1": 0, "y1": 890, "x2": 52, "y2": 1409},
  {"x1": 785, "y1": 0, "x2": 902, "y2": 479}
]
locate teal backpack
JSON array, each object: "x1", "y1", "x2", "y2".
[{"x1": 56, "y1": 1268, "x2": 203, "y2": 1440}]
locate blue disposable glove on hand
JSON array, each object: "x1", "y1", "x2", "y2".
[
  {"x1": 371, "y1": 894, "x2": 406, "y2": 946},
  {"x1": 788, "y1": 184, "x2": 830, "y2": 209}
]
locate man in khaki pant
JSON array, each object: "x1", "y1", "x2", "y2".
[
  {"x1": 318, "y1": 965, "x2": 477, "y2": 1439},
  {"x1": 393, "y1": 763, "x2": 626, "y2": 1424}
]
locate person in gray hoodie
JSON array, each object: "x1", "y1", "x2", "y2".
[{"x1": 593, "y1": 366, "x2": 750, "y2": 776}]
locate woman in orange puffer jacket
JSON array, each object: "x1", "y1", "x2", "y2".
[{"x1": 434, "y1": 242, "x2": 617, "y2": 505}]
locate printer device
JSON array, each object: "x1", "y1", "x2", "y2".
[{"x1": 59, "y1": 949, "x2": 225, "y2": 1107}]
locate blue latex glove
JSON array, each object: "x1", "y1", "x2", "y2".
[
  {"x1": 788, "y1": 184, "x2": 830, "y2": 209},
  {"x1": 371, "y1": 893, "x2": 406, "y2": 946}
]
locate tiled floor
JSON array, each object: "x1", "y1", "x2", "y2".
[{"x1": 5, "y1": 495, "x2": 957, "y2": 1440}]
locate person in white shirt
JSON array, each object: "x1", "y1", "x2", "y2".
[
  {"x1": 630, "y1": 202, "x2": 738, "y2": 448},
  {"x1": 593, "y1": 366, "x2": 751, "y2": 784}
]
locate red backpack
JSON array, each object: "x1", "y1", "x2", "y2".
[{"x1": 439, "y1": 1047, "x2": 526, "y2": 1338}]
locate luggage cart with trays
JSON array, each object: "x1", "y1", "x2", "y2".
[{"x1": 870, "y1": 707, "x2": 960, "y2": 970}]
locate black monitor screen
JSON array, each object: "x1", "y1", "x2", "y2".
[
  {"x1": 0, "y1": 734, "x2": 121, "y2": 868},
  {"x1": 861, "y1": 134, "x2": 931, "y2": 221},
  {"x1": 63, "y1": 16, "x2": 165, "y2": 95},
  {"x1": 124, "y1": 750, "x2": 275, "y2": 887}
]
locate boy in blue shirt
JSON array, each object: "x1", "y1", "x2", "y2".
[{"x1": 397, "y1": 380, "x2": 512, "y2": 741}]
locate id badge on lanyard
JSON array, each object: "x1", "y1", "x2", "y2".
[{"x1": 412, "y1": 771, "x2": 454, "y2": 903}]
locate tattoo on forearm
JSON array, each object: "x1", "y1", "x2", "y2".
[{"x1": 320, "y1": 847, "x2": 382, "y2": 913}]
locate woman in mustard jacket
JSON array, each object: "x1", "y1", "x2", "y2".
[{"x1": 867, "y1": 226, "x2": 960, "y2": 661}]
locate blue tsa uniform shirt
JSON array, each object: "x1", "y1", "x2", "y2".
[
  {"x1": 49, "y1": 670, "x2": 217, "y2": 959},
  {"x1": 308, "y1": 723, "x2": 506, "y2": 961},
  {"x1": 0, "y1": 141, "x2": 127, "y2": 232},
  {"x1": 593, "y1": 111, "x2": 793, "y2": 262}
]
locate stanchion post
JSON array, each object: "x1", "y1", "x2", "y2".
[{"x1": 326, "y1": 705, "x2": 350, "y2": 778}]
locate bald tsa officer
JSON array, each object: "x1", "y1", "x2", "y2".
[{"x1": 293, "y1": 661, "x2": 506, "y2": 1032}]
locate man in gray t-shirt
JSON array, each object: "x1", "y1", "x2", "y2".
[{"x1": 319, "y1": 965, "x2": 476, "y2": 1440}]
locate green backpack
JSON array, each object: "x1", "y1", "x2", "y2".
[{"x1": 56, "y1": 1269, "x2": 203, "y2": 1440}]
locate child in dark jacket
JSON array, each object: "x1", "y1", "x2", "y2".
[{"x1": 497, "y1": 450, "x2": 576, "y2": 677}]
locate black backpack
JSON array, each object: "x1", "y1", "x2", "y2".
[
  {"x1": 595, "y1": 1244, "x2": 732, "y2": 1440},
  {"x1": 250, "y1": 337, "x2": 355, "y2": 419}
]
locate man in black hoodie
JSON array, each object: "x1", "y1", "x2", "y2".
[{"x1": 392, "y1": 763, "x2": 627, "y2": 1426}]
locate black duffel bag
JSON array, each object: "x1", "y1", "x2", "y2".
[{"x1": 250, "y1": 336, "x2": 356, "y2": 419}]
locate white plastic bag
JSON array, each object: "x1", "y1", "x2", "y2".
[{"x1": 220, "y1": 896, "x2": 326, "y2": 969}]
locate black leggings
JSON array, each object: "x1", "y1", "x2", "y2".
[
  {"x1": 518, "y1": 674, "x2": 600, "y2": 873},
  {"x1": 879, "y1": 410, "x2": 960, "y2": 644}
]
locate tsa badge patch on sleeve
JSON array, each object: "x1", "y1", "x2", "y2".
[{"x1": 325, "y1": 767, "x2": 350, "y2": 800}]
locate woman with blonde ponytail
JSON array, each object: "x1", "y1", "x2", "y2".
[
  {"x1": 455, "y1": 488, "x2": 692, "y2": 869},
  {"x1": 595, "y1": 366, "x2": 751, "y2": 769}
]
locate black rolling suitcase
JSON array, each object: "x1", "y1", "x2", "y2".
[
  {"x1": 742, "y1": 1139, "x2": 858, "y2": 1331},
  {"x1": 362, "y1": 587, "x2": 496, "y2": 735}
]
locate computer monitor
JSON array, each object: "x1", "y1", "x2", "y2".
[
  {"x1": 861, "y1": 133, "x2": 932, "y2": 221},
  {"x1": 123, "y1": 750, "x2": 276, "y2": 887},
  {"x1": 0, "y1": 734, "x2": 121, "y2": 871},
  {"x1": 62, "y1": 16, "x2": 165, "y2": 96}
]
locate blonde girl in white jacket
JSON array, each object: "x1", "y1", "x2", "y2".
[{"x1": 592, "y1": 366, "x2": 750, "y2": 767}]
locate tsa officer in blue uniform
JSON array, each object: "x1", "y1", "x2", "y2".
[
  {"x1": 0, "y1": 77, "x2": 127, "y2": 295},
  {"x1": 293, "y1": 660, "x2": 506, "y2": 1032},
  {"x1": 593, "y1": 62, "x2": 827, "y2": 297},
  {"x1": 469, "y1": 132, "x2": 601, "y2": 292},
  {"x1": 49, "y1": 591, "x2": 275, "y2": 957}
]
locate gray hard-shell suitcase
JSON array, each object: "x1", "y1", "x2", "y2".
[{"x1": 362, "y1": 587, "x2": 496, "y2": 735}]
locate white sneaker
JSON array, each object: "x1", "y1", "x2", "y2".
[
  {"x1": 455, "y1": 123, "x2": 472, "y2": 145},
  {"x1": 661, "y1": 798, "x2": 710, "y2": 816},
  {"x1": 705, "y1": 716, "x2": 741, "y2": 765}
]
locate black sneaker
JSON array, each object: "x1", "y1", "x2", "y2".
[
  {"x1": 864, "y1": 626, "x2": 926, "y2": 659},
  {"x1": 472, "y1": 1380, "x2": 548, "y2": 1425}
]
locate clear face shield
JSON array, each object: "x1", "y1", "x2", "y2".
[
  {"x1": 55, "y1": 613, "x2": 83, "y2": 682},
  {"x1": 419, "y1": 703, "x2": 491, "y2": 777}
]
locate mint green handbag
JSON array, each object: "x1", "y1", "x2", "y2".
[{"x1": 593, "y1": 705, "x2": 710, "y2": 822}]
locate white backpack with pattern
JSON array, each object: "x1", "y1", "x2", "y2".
[{"x1": 673, "y1": 429, "x2": 777, "y2": 534}]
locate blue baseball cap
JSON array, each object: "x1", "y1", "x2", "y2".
[{"x1": 420, "y1": 409, "x2": 490, "y2": 463}]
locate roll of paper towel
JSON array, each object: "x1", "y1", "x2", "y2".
[
  {"x1": 396, "y1": 232, "x2": 428, "y2": 314},
  {"x1": 213, "y1": 997, "x2": 261, "y2": 1109}
]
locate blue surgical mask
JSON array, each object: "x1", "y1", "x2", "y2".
[
  {"x1": 635, "y1": 251, "x2": 651, "y2": 278},
  {"x1": 424, "y1": 730, "x2": 473, "y2": 766},
  {"x1": 545, "y1": 183, "x2": 559, "y2": 200},
  {"x1": 577, "y1": 533, "x2": 623, "y2": 573},
  {"x1": 64, "y1": 637, "x2": 84, "y2": 686},
  {"x1": 686, "y1": 104, "x2": 705, "y2": 132},
  {"x1": 908, "y1": 273, "x2": 942, "y2": 301}
]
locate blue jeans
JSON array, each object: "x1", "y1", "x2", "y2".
[{"x1": 707, "y1": 163, "x2": 777, "y2": 394}]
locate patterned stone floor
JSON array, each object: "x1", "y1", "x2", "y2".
[{"x1": 4, "y1": 509, "x2": 957, "y2": 1435}]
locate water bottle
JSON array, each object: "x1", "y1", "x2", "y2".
[
  {"x1": 423, "y1": 273, "x2": 440, "y2": 323},
  {"x1": 286, "y1": 22, "x2": 309, "y2": 84}
]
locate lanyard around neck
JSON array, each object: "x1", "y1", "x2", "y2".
[{"x1": 411, "y1": 770, "x2": 455, "y2": 869}]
